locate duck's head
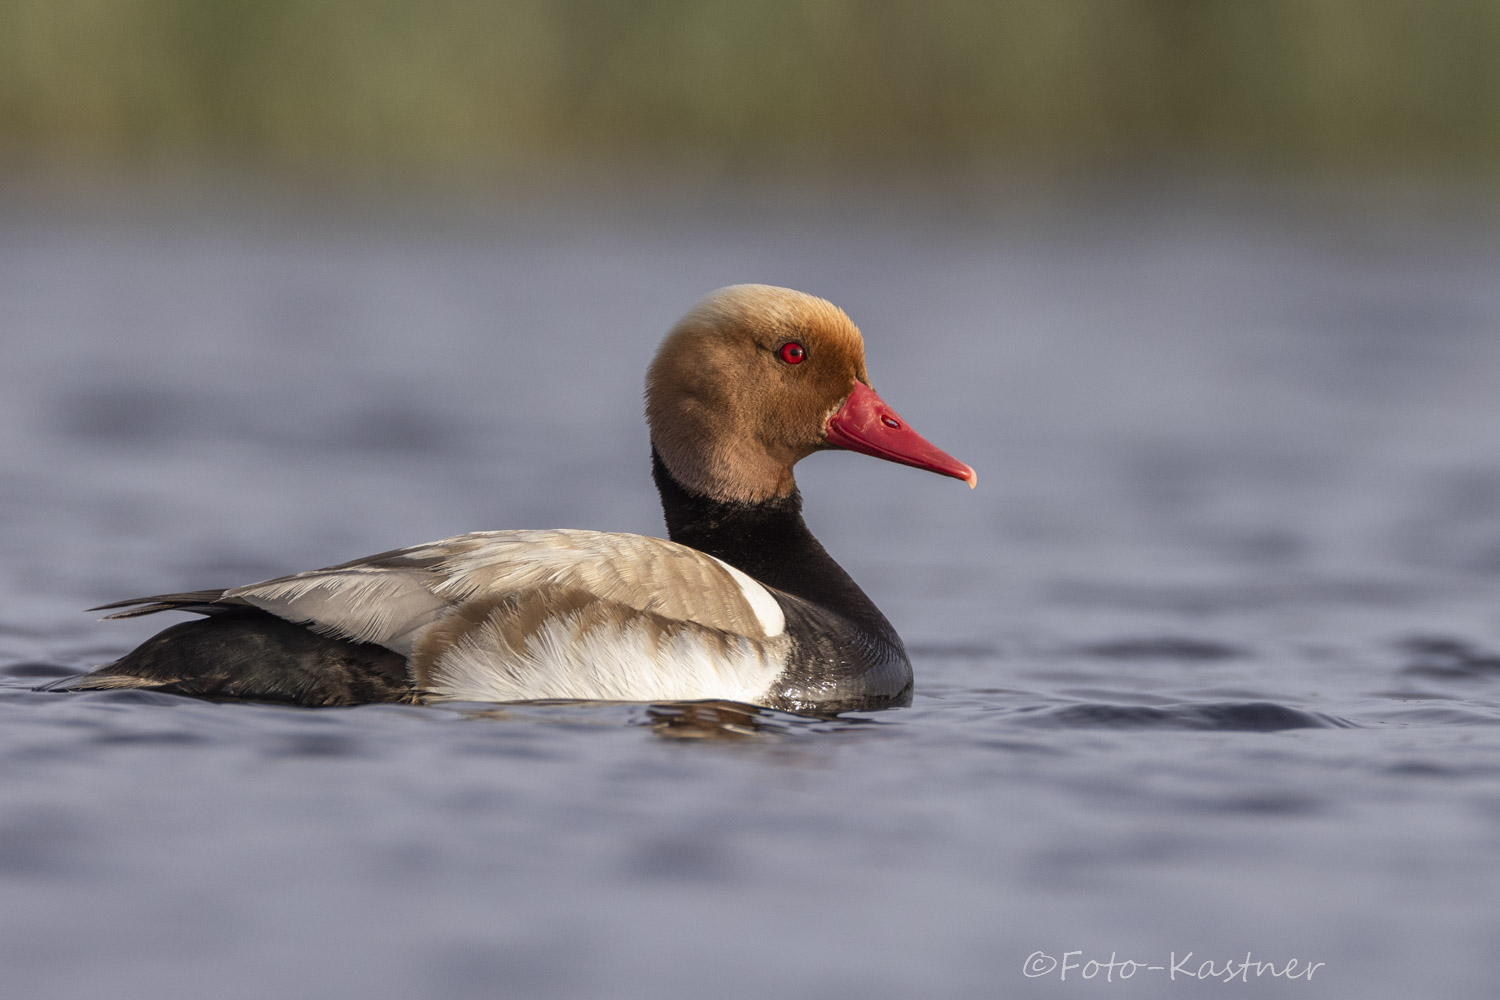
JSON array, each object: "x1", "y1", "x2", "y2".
[{"x1": 646, "y1": 284, "x2": 976, "y2": 503}]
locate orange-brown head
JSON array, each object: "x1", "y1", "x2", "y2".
[{"x1": 645, "y1": 284, "x2": 975, "y2": 503}]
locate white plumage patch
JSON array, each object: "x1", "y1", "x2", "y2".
[
  {"x1": 713, "y1": 560, "x2": 785, "y2": 637},
  {"x1": 422, "y1": 605, "x2": 788, "y2": 704}
]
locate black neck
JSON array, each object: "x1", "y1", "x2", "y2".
[{"x1": 651, "y1": 449, "x2": 896, "y2": 641}]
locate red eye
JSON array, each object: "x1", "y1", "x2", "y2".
[{"x1": 778, "y1": 342, "x2": 807, "y2": 365}]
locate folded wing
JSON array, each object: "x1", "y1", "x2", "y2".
[{"x1": 228, "y1": 529, "x2": 785, "y2": 652}]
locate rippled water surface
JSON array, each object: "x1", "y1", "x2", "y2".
[{"x1": 3, "y1": 183, "x2": 1500, "y2": 998}]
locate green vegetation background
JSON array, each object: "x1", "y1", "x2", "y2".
[{"x1": 3, "y1": 0, "x2": 1498, "y2": 178}]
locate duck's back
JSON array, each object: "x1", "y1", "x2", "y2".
[{"x1": 73, "y1": 530, "x2": 804, "y2": 706}]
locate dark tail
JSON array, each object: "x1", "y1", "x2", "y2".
[
  {"x1": 88, "y1": 589, "x2": 248, "y2": 620},
  {"x1": 54, "y1": 608, "x2": 414, "y2": 707}
]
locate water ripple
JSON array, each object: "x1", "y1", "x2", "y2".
[
  {"x1": 1397, "y1": 635, "x2": 1500, "y2": 680},
  {"x1": 1073, "y1": 637, "x2": 1247, "y2": 661},
  {"x1": 1018, "y1": 700, "x2": 1350, "y2": 731}
]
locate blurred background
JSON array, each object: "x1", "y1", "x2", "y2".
[{"x1": 3, "y1": 0, "x2": 1499, "y2": 188}]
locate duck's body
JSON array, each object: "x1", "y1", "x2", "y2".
[{"x1": 64, "y1": 285, "x2": 973, "y2": 712}]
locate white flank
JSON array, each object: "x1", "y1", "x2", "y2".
[{"x1": 423, "y1": 614, "x2": 787, "y2": 704}]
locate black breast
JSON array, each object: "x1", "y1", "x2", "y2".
[{"x1": 651, "y1": 450, "x2": 913, "y2": 712}]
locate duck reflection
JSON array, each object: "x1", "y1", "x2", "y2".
[
  {"x1": 639, "y1": 700, "x2": 883, "y2": 740},
  {"x1": 641, "y1": 700, "x2": 787, "y2": 739},
  {"x1": 454, "y1": 698, "x2": 869, "y2": 740}
]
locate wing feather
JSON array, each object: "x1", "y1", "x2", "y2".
[{"x1": 225, "y1": 529, "x2": 783, "y2": 656}]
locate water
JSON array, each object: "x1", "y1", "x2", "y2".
[{"x1": 3, "y1": 180, "x2": 1500, "y2": 999}]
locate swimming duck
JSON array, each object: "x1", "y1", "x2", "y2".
[{"x1": 65, "y1": 285, "x2": 975, "y2": 713}]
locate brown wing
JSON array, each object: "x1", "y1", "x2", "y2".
[{"x1": 221, "y1": 529, "x2": 784, "y2": 655}]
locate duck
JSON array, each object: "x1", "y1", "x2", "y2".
[{"x1": 61, "y1": 284, "x2": 975, "y2": 714}]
